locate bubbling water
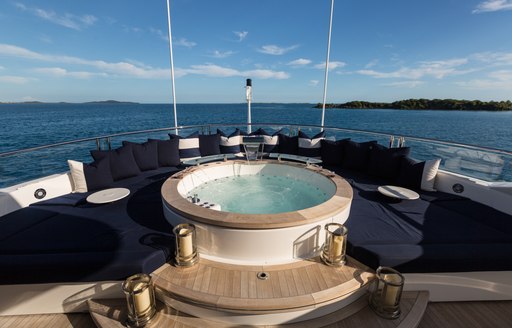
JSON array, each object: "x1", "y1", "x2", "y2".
[{"x1": 188, "y1": 174, "x2": 330, "y2": 214}]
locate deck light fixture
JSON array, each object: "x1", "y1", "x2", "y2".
[
  {"x1": 122, "y1": 273, "x2": 157, "y2": 327},
  {"x1": 369, "y1": 266, "x2": 405, "y2": 319},
  {"x1": 321, "y1": 223, "x2": 347, "y2": 266},
  {"x1": 173, "y1": 223, "x2": 199, "y2": 266}
]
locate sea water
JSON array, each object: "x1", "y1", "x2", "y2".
[
  {"x1": 188, "y1": 174, "x2": 330, "y2": 214},
  {"x1": 1, "y1": 103, "x2": 511, "y2": 187}
]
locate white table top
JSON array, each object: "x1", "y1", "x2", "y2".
[
  {"x1": 87, "y1": 188, "x2": 130, "y2": 204},
  {"x1": 377, "y1": 185, "x2": 419, "y2": 200}
]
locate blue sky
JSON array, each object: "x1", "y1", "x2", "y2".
[{"x1": 0, "y1": 0, "x2": 512, "y2": 103}]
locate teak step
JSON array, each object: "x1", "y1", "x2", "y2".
[
  {"x1": 87, "y1": 291, "x2": 429, "y2": 328},
  {"x1": 151, "y1": 256, "x2": 374, "y2": 313}
]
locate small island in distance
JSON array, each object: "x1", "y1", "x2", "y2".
[{"x1": 316, "y1": 99, "x2": 512, "y2": 111}]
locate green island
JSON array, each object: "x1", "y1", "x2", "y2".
[{"x1": 316, "y1": 99, "x2": 512, "y2": 111}]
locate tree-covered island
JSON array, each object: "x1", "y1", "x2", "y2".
[{"x1": 316, "y1": 99, "x2": 512, "y2": 111}]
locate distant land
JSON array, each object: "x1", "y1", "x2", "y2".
[
  {"x1": 316, "y1": 99, "x2": 512, "y2": 111},
  {"x1": 0, "y1": 100, "x2": 139, "y2": 105}
]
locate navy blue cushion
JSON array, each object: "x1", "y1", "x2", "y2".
[
  {"x1": 321, "y1": 138, "x2": 350, "y2": 165},
  {"x1": 250, "y1": 128, "x2": 280, "y2": 153},
  {"x1": 298, "y1": 131, "x2": 325, "y2": 158},
  {"x1": 218, "y1": 128, "x2": 245, "y2": 154},
  {"x1": 91, "y1": 145, "x2": 141, "y2": 181},
  {"x1": 367, "y1": 144, "x2": 410, "y2": 180},
  {"x1": 169, "y1": 132, "x2": 201, "y2": 160},
  {"x1": 396, "y1": 157, "x2": 424, "y2": 189},
  {"x1": 149, "y1": 138, "x2": 180, "y2": 167},
  {"x1": 122, "y1": 141, "x2": 159, "y2": 171},
  {"x1": 199, "y1": 134, "x2": 221, "y2": 156},
  {"x1": 83, "y1": 157, "x2": 114, "y2": 191},
  {"x1": 341, "y1": 140, "x2": 377, "y2": 171},
  {"x1": 278, "y1": 134, "x2": 298, "y2": 155}
]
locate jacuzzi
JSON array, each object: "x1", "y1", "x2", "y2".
[{"x1": 161, "y1": 160, "x2": 352, "y2": 264}]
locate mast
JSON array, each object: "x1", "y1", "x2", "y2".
[
  {"x1": 246, "y1": 79, "x2": 252, "y2": 134},
  {"x1": 321, "y1": 0, "x2": 334, "y2": 130},
  {"x1": 166, "y1": 0, "x2": 178, "y2": 134}
]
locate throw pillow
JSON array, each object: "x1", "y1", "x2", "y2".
[
  {"x1": 169, "y1": 131, "x2": 201, "y2": 161},
  {"x1": 122, "y1": 140, "x2": 159, "y2": 171},
  {"x1": 90, "y1": 144, "x2": 141, "y2": 181},
  {"x1": 320, "y1": 138, "x2": 350, "y2": 166},
  {"x1": 298, "y1": 131, "x2": 325, "y2": 158},
  {"x1": 341, "y1": 140, "x2": 378, "y2": 171},
  {"x1": 397, "y1": 157, "x2": 441, "y2": 191},
  {"x1": 148, "y1": 138, "x2": 180, "y2": 167},
  {"x1": 367, "y1": 144, "x2": 411, "y2": 180},
  {"x1": 199, "y1": 134, "x2": 221, "y2": 156},
  {"x1": 277, "y1": 133, "x2": 298, "y2": 155}
]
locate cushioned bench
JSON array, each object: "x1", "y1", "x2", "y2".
[
  {"x1": 330, "y1": 167, "x2": 512, "y2": 273},
  {"x1": 0, "y1": 167, "x2": 179, "y2": 284}
]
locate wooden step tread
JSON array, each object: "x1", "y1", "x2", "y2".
[
  {"x1": 152, "y1": 256, "x2": 374, "y2": 312},
  {"x1": 87, "y1": 291, "x2": 429, "y2": 328}
]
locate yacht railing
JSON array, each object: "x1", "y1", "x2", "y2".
[{"x1": 1, "y1": 123, "x2": 511, "y2": 188}]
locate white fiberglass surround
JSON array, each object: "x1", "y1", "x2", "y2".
[{"x1": 163, "y1": 162, "x2": 351, "y2": 265}]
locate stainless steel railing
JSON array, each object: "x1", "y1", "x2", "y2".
[{"x1": 1, "y1": 123, "x2": 511, "y2": 188}]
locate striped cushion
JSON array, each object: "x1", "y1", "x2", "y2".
[
  {"x1": 250, "y1": 128, "x2": 280, "y2": 153},
  {"x1": 218, "y1": 128, "x2": 245, "y2": 154},
  {"x1": 169, "y1": 131, "x2": 201, "y2": 161},
  {"x1": 298, "y1": 131, "x2": 325, "y2": 158}
]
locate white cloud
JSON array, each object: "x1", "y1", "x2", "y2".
[
  {"x1": 384, "y1": 81, "x2": 424, "y2": 88},
  {"x1": 314, "y1": 61, "x2": 346, "y2": 70},
  {"x1": 39, "y1": 34, "x2": 53, "y2": 44},
  {"x1": 149, "y1": 27, "x2": 168, "y2": 41},
  {"x1": 182, "y1": 64, "x2": 288, "y2": 79},
  {"x1": 0, "y1": 43, "x2": 169, "y2": 79},
  {"x1": 234, "y1": 31, "x2": 248, "y2": 42},
  {"x1": 33, "y1": 67, "x2": 107, "y2": 79},
  {"x1": 210, "y1": 50, "x2": 235, "y2": 58},
  {"x1": 365, "y1": 59, "x2": 379, "y2": 69},
  {"x1": 258, "y1": 44, "x2": 299, "y2": 55},
  {"x1": 473, "y1": 0, "x2": 512, "y2": 13},
  {"x1": 0, "y1": 75, "x2": 34, "y2": 84},
  {"x1": 0, "y1": 65, "x2": 4, "y2": 70},
  {"x1": 473, "y1": 51, "x2": 512, "y2": 66},
  {"x1": 287, "y1": 58, "x2": 312, "y2": 66},
  {"x1": 488, "y1": 69, "x2": 512, "y2": 80},
  {"x1": 357, "y1": 58, "x2": 470, "y2": 79},
  {"x1": 309, "y1": 80, "x2": 319, "y2": 86},
  {"x1": 175, "y1": 38, "x2": 196, "y2": 48},
  {"x1": 15, "y1": 2, "x2": 97, "y2": 30}
]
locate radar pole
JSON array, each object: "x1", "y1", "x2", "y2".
[
  {"x1": 166, "y1": 0, "x2": 178, "y2": 134},
  {"x1": 321, "y1": 0, "x2": 334, "y2": 130},
  {"x1": 246, "y1": 79, "x2": 252, "y2": 134}
]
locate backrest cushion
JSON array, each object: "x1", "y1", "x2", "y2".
[
  {"x1": 169, "y1": 131, "x2": 201, "y2": 161},
  {"x1": 148, "y1": 138, "x2": 180, "y2": 167},
  {"x1": 298, "y1": 131, "x2": 325, "y2": 158},
  {"x1": 341, "y1": 140, "x2": 378, "y2": 171},
  {"x1": 278, "y1": 134, "x2": 298, "y2": 155},
  {"x1": 397, "y1": 157, "x2": 441, "y2": 191},
  {"x1": 367, "y1": 144, "x2": 411, "y2": 180},
  {"x1": 218, "y1": 128, "x2": 245, "y2": 154},
  {"x1": 122, "y1": 140, "x2": 159, "y2": 171},
  {"x1": 90, "y1": 144, "x2": 141, "y2": 181},
  {"x1": 199, "y1": 134, "x2": 221, "y2": 156},
  {"x1": 320, "y1": 138, "x2": 350, "y2": 166},
  {"x1": 250, "y1": 128, "x2": 280, "y2": 153},
  {"x1": 68, "y1": 158, "x2": 114, "y2": 192}
]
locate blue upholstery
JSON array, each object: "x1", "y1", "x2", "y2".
[
  {"x1": 0, "y1": 167, "x2": 178, "y2": 284},
  {"x1": 331, "y1": 167, "x2": 512, "y2": 273}
]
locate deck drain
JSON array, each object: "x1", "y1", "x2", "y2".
[{"x1": 257, "y1": 272, "x2": 269, "y2": 280}]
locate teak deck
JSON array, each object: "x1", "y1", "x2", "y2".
[{"x1": 152, "y1": 256, "x2": 374, "y2": 313}]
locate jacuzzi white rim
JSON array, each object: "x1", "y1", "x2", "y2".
[{"x1": 161, "y1": 160, "x2": 353, "y2": 229}]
